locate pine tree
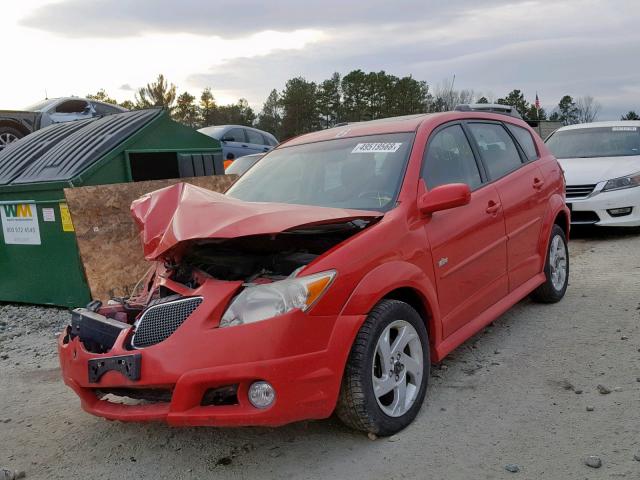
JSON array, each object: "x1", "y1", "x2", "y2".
[
  {"x1": 199, "y1": 87, "x2": 217, "y2": 127},
  {"x1": 256, "y1": 89, "x2": 283, "y2": 138},
  {"x1": 135, "y1": 74, "x2": 177, "y2": 111},
  {"x1": 173, "y1": 92, "x2": 199, "y2": 127}
]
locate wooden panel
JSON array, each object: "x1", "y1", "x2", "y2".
[{"x1": 64, "y1": 176, "x2": 237, "y2": 303}]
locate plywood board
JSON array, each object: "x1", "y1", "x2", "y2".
[{"x1": 64, "y1": 175, "x2": 237, "y2": 303}]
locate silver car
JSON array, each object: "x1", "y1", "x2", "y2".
[{"x1": 0, "y1": 97, "x2": 127, "y2": 150}]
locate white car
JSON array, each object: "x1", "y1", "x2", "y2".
[{"x1": 545, "y1": 121, "x2": 640, "y2": 227}]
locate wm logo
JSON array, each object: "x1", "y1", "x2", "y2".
[{"x1": 2, "y1": 204, "x2": 33, "y2": 218}]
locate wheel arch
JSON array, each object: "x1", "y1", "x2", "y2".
[
  {"x1": 538, "y1": 194, "x2": 570, "y2": 265},
  {"x1": 382, "y1": 287, "x2": 438, "y2": 358},
  {"x1": 340, "y1": 261, "x2": 442, "y2": 360},
  {"x1": 0, "y1": 119, "x2": 30, "y2": 137},
  {"x1": 553, "y1": 208, "x2": 570, "y2": 240}
]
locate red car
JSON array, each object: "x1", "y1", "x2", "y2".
[{"x1": 59, "y1": 110, "x2": 569, "y2": 435}]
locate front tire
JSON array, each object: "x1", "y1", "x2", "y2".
[
  {"x1": 531, "y1": 224, "x2": 569, "y2": 303},
  {"x1": 336, "y1": 300, "x2": 430, "y2": 436},
  {"x1": 0, "y1": 126, "x2": 23, "y2": 151}
]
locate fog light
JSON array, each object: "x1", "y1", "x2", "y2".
[
  {"x1": 607, "y1": 207, "x2": 633, "y2": 217},
  {"x1": 248, "y1": 381, "x2": 276, "y2": 409}
]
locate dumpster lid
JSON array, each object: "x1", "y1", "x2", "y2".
[{"x1": 0, "y1": 109, "x2": 163, "y2": 186}]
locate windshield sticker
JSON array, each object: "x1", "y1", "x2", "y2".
[
  {"x1": 612, "y1": 126, "x2": 637, "y2": 131},
  {"x1": 352, "y1": 142, "x2": 402, "y2": 153}
]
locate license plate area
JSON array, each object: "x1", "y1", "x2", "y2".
[{"x1": 88, "y1": 354, "x2": 141, "y2": 383}]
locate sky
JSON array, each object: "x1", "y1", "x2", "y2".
[{"x1": 2, "y1": 0, "x2": 639, "y2": 119}]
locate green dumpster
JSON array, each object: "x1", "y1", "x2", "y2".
[{"x1": 0, "y1": 108, "x2": 223, "y2": 307}]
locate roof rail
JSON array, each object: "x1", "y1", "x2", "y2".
[{"x1": 454, "y1": 103, "x2": 522, "y2": 119}]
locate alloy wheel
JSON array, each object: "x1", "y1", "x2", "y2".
[
  {"x1": 549, "y1": 234, "x2": 567, "y2": 291},
  {"x1": 0, "y1": 132, "x2": 19, "y2": 150},
  {"x1": 372, "y1": 320, "x2": 424, "y2": 417}
]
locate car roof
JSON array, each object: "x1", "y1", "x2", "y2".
[
  {"x1": 200, "y1": 124, "x2": 273, "y2": 133},
  {"x1": 282, "y1": 111, "x2": 531, "y2": 147},
  {"x1": 32, "y1": 97, "x2": 126, "y2": 107},
  {"x1": 557, "y1": 121, "x2": 640, "y2": 131}
]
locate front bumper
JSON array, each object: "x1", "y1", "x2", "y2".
[
  {"x1": 568, "y1": 186, "x2": 640, "y2": 227},
  {"x1": 58, "y1": 305, "x2": 365, "y2": 427}
]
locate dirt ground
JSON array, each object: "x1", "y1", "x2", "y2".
[{"x1": 1, "y1": 228, "x2": 639, "y2": 480}]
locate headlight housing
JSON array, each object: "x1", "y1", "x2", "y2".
[
  {"x1": 602, "y1": 172, "x2": 640, "y2": 192},
  {"x1": 219, "y1": 270, "x2": 336, "y2": 328}
]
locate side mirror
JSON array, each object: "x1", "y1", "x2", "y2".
[{"x1": 418, "y1": 183, "x2": 471, "y2": 214}]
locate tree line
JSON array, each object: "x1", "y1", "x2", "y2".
[{"x1": 89, "y1": 72, "x2": 637, "y2": 141}]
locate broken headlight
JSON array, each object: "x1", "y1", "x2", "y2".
[{"x1": 219, "y1": 270, "x2": 336, "y2": 327}]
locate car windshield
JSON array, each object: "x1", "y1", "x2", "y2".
[
  {"x1": 546, "y1": 126, "x2": 640, "y2": 158},
  {"x1": 23, "y1": 98, "x2": 58, "y2": 111},
  {"x1": 226, "y1": 133, "x2": 414, "y2": 211}
]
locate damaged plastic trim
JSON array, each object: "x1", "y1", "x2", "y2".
[{"x1": 88, "y1": 354, "x2": 141, "y2": 383}]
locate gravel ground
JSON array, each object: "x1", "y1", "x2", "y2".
[{"x1": 1, "y1": 228, "x2": 639, "y2": 480}]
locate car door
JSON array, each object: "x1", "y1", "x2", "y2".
[
  {"x1": 245, "y1": 129, "x2": 271, "y2": 154},
  {"x1": 221, "y1": 127, "x2": 250, "y2": 159},
  {"x1": 422, "y1": 123, "x2": 509, "y2": 338},
  {"x1": 466, "y1": 121, "x2": 547, "y2": 291}
]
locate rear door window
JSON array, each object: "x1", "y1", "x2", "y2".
[
  {"x1": 422, "y1": 124, "x2": 482, "y2": 190},
  {"x1": 93, "y1": 102, "x2": 122, "y2": 116},
  {"x1": 246, "y1": 129, "x2": 264, "y2": 145},
  {"x1": 467, "y1": 123, "x2": 523, "y2": 180},
  {"x1": 506, "y1": 124, "x2": 538, "y2": 161}
]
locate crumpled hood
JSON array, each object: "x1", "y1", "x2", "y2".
[
  {"x1": 558, "y1": 155, "x2": 640, "y2": 185},
  {"x1": 131, "y1": 182, "x2": 383, "y2": 260}
]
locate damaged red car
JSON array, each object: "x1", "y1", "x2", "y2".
[{"x1": 59, "y1": 111, "x2": 570, "y2": 435}]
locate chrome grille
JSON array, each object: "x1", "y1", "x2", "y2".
[
  {"x1": 566, "y1": 184, "x2": 596, "y2": 198},
  {"x1": 132, "y1": 297, "x2": 203, "y2": 348}
]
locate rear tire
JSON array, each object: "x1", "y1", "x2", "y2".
[
  {"x1": 0, "y1": 126, "x2": 23, "y2": 151},
  {"x1": 336, "y1": 300, "x2": 430, "y2": 436},
  {"x1": 531, "y1": 224, "x2": 569, "y2": 303}
]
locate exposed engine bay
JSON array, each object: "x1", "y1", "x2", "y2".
[
  {"x1": 66, "y1": 218, "x2": 378, "y2": 356},
  {"x1": 172, "y1": 219, "x2": 373, "y2": 284}
]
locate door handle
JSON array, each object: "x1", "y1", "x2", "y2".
[
  {"x1": 486, "y1": 200, "x2": 501, "y2": 215},
  {"x1": 241, "y1": 144, "x2": 248, "y2": 148},
  {"x1": 533, "y1": 177, "x2": 545, "y2": 190}
]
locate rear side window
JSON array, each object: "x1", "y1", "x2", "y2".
[
  {"x1": 93, "y1": 102, "x2": 122, "y2": 116},
  {"x1": 423, "y1": 124, "x2": 482, "y2": 190},
  {"x1": 263, "y1": 134, "x2": 277, "y2": 146},
  {"x1": 246, "y1": 129, "x2": 264, "y2": 145},
  {"x1": 506, "y1": 124, "x2": 538, "y2": 161},
  {"x1": 467, "y1": 123, "x2": 522, "y2": 179}
]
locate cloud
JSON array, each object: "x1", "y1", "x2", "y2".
[
  {"x1": 119, "y1": 83, "x2": 133, "y2": 91},
  {"x1": 18, "y1": 0, "x2": 640, "y2": 119},
  {"x1": 22, "y1": 0, "x2": 515, "y2": 38},
  {"x1": 186, "y1": 1, "x2": 640, "y2": 118}
]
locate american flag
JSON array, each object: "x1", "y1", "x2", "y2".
[{"x1": 535, "y1": 93, "x2": 540, "y2": 111}]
